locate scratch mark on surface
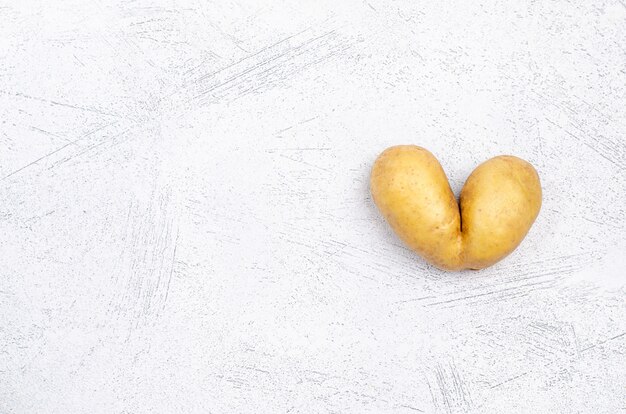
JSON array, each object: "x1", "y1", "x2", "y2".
[
  {"x1": 278, "y1": 154, "x2": 330, "y2": 172},
  {"x1": 163, "y1": 230, "x2": 179, "y2": 308},
  {"x1": 544, "y1": 117, "x2": 626, "y2": 170},
  {"x1": 394, "y1": 296, "x2": 435, "y2": 304},
  {"x1": 273, "y1": 116, "x2": 319, "y2": 136},
  {"x1": 490, "y1": 371, "x2": 528, "y2": 389},
  {"x1": 1, "y1": 122, "x2": 119, "y2": 181},
  {"x1": 108, "y1": 186, "x2": 179, "y2": 330},
  {"x1": 426, "y1": 279, "x2": 554, "y2": 307},
  {"x1": 0, "y1": 89, "x2": 127, "y2": 119},
  {"x1": 192, "y1": 26, "x2": 314, "y2": 83},
  {"x1": 395, "y1": 404, "x2": 423, "y2": 412},
  {"x1": 432, "y1": 361, "x2": 473, "y2": 414},
  {"x1": 185, "y1": 27, "x2": 353, "y2": 110},
  {"x1": 2, "y1": 138, "x2": 83, "y2": 181},
  {"x1": 581, "y1": 332, "x2": 626, "y2": 353}
]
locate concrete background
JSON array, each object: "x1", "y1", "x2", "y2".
[{"x1": 1, "y1": 1, "x2": 625, "y2": 413}]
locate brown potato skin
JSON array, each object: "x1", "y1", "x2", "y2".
[{"x1": 370, "y1": 146, "x2": 541, "y2": 271}]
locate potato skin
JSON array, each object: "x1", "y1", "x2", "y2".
[
  {"x1": 370, "y1": 146, "x2": 463, "y2": 270},
  {"x1": 370, "y1": 146, "x2": 541, "y2": 271},
  {"x1": 460, "y1": 155, "x2": 542, "y2": 269}
]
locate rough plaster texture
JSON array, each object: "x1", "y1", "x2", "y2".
[{"x1": 1, "y1": 1, "x2": 625, "y2": 413}]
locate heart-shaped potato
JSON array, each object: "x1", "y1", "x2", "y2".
[{"x1": 370, "y1": 145, "x2": 542, "y2": 270}]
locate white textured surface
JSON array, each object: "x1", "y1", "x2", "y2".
[{"x1": 1, "y1": 1, "x2": 626, "y2": 413}]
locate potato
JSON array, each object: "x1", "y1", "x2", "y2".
[{"x1": 370, "y1": 145, "x2": 542, "y2": 270}]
